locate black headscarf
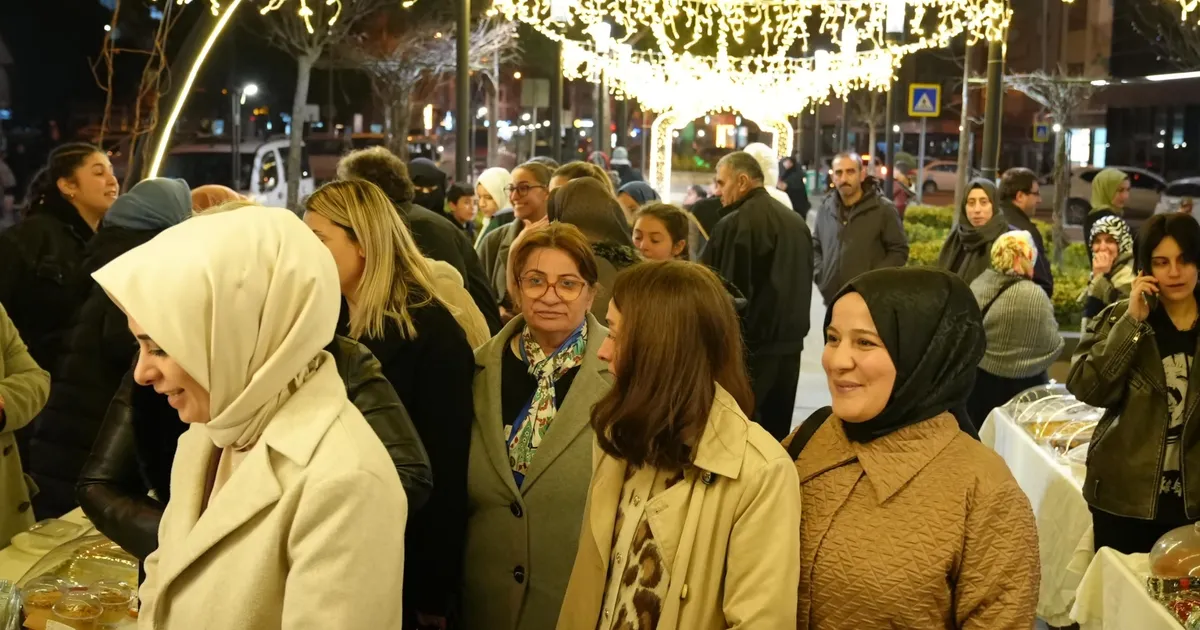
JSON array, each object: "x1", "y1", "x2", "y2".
[
  {"x1": 937, "y1": 178, "x2": 1009, "y2": 285},
  {"x1": 408, "y1": 158, "x2": 447, "y2": 212},
  {"x1": 825, "y1": 267, "x2": 985, "y2": 442}
]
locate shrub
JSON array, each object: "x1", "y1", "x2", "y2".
[
  {"x1": 908, "y1": 241, "x2": 944, "y2": 267},
  {"x1": 1052, "y1": 267, "x2": 1089, "y2": 330},
  {"x1": 905, "y1": 223, "x2": 949, "y2": 245},
  {"x1": 904, "y1": 205, "x2": 954, "y2": 230}
]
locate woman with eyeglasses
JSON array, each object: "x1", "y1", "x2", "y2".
[
  {"x1": 478, "y1": 161, "x2": 554, "y2": 315},
  {"x1": 464, "y1": 222, "x2": 612, "y2": 630}
]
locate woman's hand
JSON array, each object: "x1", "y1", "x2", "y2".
[
  {"x1": 1129, "y1": 273, "x2": 1159, "y2": 322},
  {"x1": 1092, "y1": 250, "x2": 1114, "y2": 276}
]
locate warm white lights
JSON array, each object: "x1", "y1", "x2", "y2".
[{"x1": 205, "y1": 0, "x2": 419, "y2": 34}]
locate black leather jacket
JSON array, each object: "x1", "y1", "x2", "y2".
[{"x1": 76, "y1": 336, "x2": 433, "y2": 560}]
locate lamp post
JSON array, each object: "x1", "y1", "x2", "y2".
[
  {"x1": 231, "y1": 82, "x2": 258, "y2": 191},
  {"x1": 884, "y1": 0, "x2": 904, "y2": 201},
  {"x1": 456, "y1": 0, "x2": 470, "y2": 182}
]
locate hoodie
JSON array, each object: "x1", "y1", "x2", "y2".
[{"x1": 408, "y1": 158, "x2": 448, "y2": 212}]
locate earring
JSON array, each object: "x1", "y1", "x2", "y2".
[{"x1": 68, "y1": 193, "x2": 75, "y2": 199}]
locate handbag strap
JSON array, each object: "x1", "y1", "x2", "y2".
[
  {"x1": 980, "y1": 278, "x2": 1023, "y2": 319},
  {"x1": 786, "y1": 406, "x2": 832, "y2": 460}
]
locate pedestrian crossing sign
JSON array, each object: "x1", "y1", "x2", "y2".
[
  {"x1": 908, "y1": 84, "x2": 941, "y2": 117},
  {"x1": 1034, "y1": 123, "x2": 1050, "y2": 143}
]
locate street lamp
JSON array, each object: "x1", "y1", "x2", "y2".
[{"x1": 232, "y1": 82, "x2": 259, "y2": 191}]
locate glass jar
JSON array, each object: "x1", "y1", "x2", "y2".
[{"x1": 47, "y1": 593, "x2": 102, "y2": 630}]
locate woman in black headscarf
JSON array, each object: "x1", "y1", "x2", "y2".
[
  {"x1": 783, "y1": 267, "x2": 1039, "y2": 630},
  {"x1": 937, "y1": 179, "x2": 1011, "y2": 286}
]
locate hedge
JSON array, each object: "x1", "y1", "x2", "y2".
[{"x1": 903, "y1": 204, "x2": 1089, "y2": 330}]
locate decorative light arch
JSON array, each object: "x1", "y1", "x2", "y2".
[{"x1": 648, "y1": 109, "x2": 793, "y2": 199}]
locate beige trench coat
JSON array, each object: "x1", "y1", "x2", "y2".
[
  {"x1": 138, "y1": 362, "x2": 408, "y2": 629},
  {"x1": 426, "y1": 258, "x2": 491, "y2": 349},
  {"x1": 788, "y1": 413, "x2": 1040, "y2": 629},
  {"x1": 556, "y1": 385, "x2": 801, "y2": 630},
  {"x1": 462, "y1": 313, "x2": 611, "y2": 630},
  {"x1": 0, "y1": 304, "x2": 46, "y2": 543}
]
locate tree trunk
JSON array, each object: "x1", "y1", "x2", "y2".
[
  {"x1": 955, "y1": 41, "x2": 973, "y2": 213},
  {"x1": 488, "y1": 78, "x2": 499, "y2": 166},
  {"x1": 1051, "y1": 124, "x2": 1068, "y2": 268},
  {"x1": 288, "y1": 54, "x2": 315, "y2": 209},
  {"x1": 386, "y1": 97, "x2": 413, "y2": 161}
]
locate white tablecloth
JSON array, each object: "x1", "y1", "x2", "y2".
[
  {"x1": 1072, "y1": 548, "x2": 1182, "y2": 629},
  {"x1": 981, "y1": 408, "x2": 1095, "y2": 627},
  {"x1": 0, "y1": 509, "x2": 94, "y2": 583}
]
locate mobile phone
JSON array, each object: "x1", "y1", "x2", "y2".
[{"x1": 1144, "y1": 290, "x2": 1160, "y2": 312}]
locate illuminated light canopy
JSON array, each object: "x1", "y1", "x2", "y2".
[
  {"x1": 488, "y1": 0, "x2": 1010, "y2": 59},
  {"x1": 648, "y1": 110, "x2": 792, "y2": 198},
  {"x1": 204, "y1": 0, "x2": 418, "y2": 34}
]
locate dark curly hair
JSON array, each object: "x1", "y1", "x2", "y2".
[
  {"x1": 25, "y1": 142, "x2": 103, "y2": 213},
  {"x1": 336, "y1": 146, "x2": 416, "y2": 205}
]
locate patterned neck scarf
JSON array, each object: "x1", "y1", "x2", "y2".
[{"x1": 505, "y1": 322, "x2": 588, "y2": 486}]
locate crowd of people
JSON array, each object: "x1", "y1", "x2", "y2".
[{"x1": 0, "y1": 136, "x2": 1191, "y2": 630}]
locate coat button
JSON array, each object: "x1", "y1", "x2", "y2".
[
  {"x1": 17, "y1": 502, "x2": 30, "y2": 513},
  {"x1": 510, "y1": 501, "x2": 523, "y2": 517},
  {"x1": 701, "y1": 471, "x2": 715, "y2": 485},
  {"x1": 512, "y1": 565, "x2": 525, "y2": 584}
]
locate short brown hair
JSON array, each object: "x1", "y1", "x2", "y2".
[
  {"x1": 509, "y1": 223, "x2": 600, "y2": 309},
  {"x1": 553, "y1": 161, "x2": 616, "y2": 194},
  {"x1": 999, "y1": 167, "x2": 1038, "y2": 203},
  {"x1": 337, "y1": 146, "x2": 416, "y2": 205},
  {"x1": 592, "y1": 261, "x2": 754, "y2": 469},
  {"x1": 513, "y1": 161, "x2": 554, "y2": 187}
]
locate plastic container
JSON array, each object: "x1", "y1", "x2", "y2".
[
  {"x1": 9, "y1": 522, "x2": 87, "y2": 557},
  {"x1": 86, "y1": 581, "x2": 134, "y2": 627},
  {"x1": 48, "y1": 593, "x2": 102, "y2": 630},
  {"x1": 1151, "y1": 523, "x2": 1200, "y2": 579},
  {"x1": 18, "y1": 537, "x2": 137, "y2": 591},
  {"x1": 21, "y1": 577, "x2": 68, "y2": 630}
]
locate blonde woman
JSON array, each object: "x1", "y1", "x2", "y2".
[{"x1": 303, "y1": 180, "x2": 475, "y2": 628}]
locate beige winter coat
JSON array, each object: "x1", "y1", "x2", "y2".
[
  {"x1": 0, "y1": 304, "x2": 46, "y2": 543},
  {"x1": 556, "y1": 385, "x2": 801, "y2": 630},
  {"x1": 787, "y1": 413, "x2": 1040, "y2": 629},
  {"x1": 426, "y1": 258, "x2": 491, "y2": 349}
]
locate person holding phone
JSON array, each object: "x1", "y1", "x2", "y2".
[
  {"x1": 1068, "y1": 212, "x2": 1200, "y2": 553},
  {"x1": 1081, "y1": 215, "x2": 1136, "y2": 332}
]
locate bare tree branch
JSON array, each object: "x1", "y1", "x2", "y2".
[
  {"x1": 1132, "y1": 0, "x2": 1200, "y2": 68},
  {"x1": 339, "y1": 17, "x2": 520, "y2": 159}
]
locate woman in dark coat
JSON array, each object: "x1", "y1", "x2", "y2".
[
  {"x1": 303, "y1": 179, "x2": 475, "y2": 628},
  {"x1": 29, "y1": 178, "x2": 191, "y2": 518},
  {"x1": 938, "y1": 179, "x2": 1011, "y2": 286}
]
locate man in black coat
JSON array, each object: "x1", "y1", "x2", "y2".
[
  {"x1": 337, "y1": 147, "x2": 503, "y2": 335},
  {"x1": 998, "y1": 167, "x2": 1054, "y2": 297},
  {"x1": 702, "y1": 151, "x2": 814, "y2": 440}
]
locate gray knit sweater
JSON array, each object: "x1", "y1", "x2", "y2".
[{"x1": 970, "y1": 269, "x2": 1065, "y2": 378}]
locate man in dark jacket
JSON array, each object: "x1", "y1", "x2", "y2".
[
  {"x1": 338, "y1": 147, "x2": 502, "y2": 335},
  {"x1": 610, "y1": 147, "x2": 644, "y2": 188},
  {"x1": 998, "y1": 167, "x2": 1054, "y2": 297},
  {"x1": 703, "y1": 151, "x2": 814, "y2": 440},
  {"x1": 29, "y1": 178, "x2": 192, "y2": 518},
  {"x1": 814, "y1": 153, "x2": 910, "y2": 305}
]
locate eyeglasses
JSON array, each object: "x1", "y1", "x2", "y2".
[
  {"x1": 519, "y1": 274, "x2": 587, "y2": 302},
  {"x1": 506, "y1": 183, "x2": 546, "y2": 198}
]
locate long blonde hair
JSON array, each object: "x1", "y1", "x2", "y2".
[{"x1": 304, "y1": 180, "x2": 443, "y2": 340}]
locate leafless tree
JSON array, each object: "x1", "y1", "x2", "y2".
[
  {"x1": 341, "y1": 17, "x2": 519, "y2": 160},
  {"x1": 90, "y1": 0, "x2": 188, "y2": 188},
  {"x1": 1133, "y1": 0, "x2": 1200, "y2": 68},
  {"x1": 257, "y1": 0, "x2": 394, "y2": 207},
  {"x1": 851, "y1": 91, "x2": 883, "y2": 175},
  {"x1": 1007, "y1": 71, "x2": 1101, "y2": 267}
]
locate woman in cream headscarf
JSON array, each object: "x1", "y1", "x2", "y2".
[
  {"x1": 744, "y1": 142, "x2": 794, "y2": 210},
  {"x1": 93, "y1": 207, "x2": 407, "y2": 629},
  {"x1": 476, "y1": 166, "x2": 514, "y2": 246}
]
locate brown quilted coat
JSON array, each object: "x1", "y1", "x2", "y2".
[{"x1": 787, "y1": 412, "x2": 1040, "y2": 629}]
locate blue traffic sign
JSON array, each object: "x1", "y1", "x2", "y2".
[
  {"x1": 908, "y1": 84, "x2": 941, "y2": 117},
  {"x1": 1034, "y1": 123, "x2": 1050, "y2": 143}
]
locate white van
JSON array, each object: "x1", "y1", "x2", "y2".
[{"x1": 162, "y1": 138, "x2": 315, "y2": 208}]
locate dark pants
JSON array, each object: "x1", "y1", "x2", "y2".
[
  {"x1": 967, "y1": 368, "x2": 1049, "y2": 431},
  {"x1": 1091, "y1": 506, "x2": 1194, "y2": 554},
  {"x1": 749, "y1": 350, "x2": 803, "y2": 441}
]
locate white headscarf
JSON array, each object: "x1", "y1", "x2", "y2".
[
  {"x1": 743, "y1": 142, "x2": 794, "y2": 210},
  {"x1": 92, "y1": 206, "x2": 340, "y2": 450},
  {"x1": 477, "y1": 167, "x2": 513, "y2": 213}
]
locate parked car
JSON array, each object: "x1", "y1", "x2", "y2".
[
  {"x1": 161, "y1": 138, "x2": 314, "y2": 209},
  {"x1": 917, "y1": 159, "x2": 981, "y2": 195},
  {"x1": 308, "y1": 132, "x2": 440, "y2": 183},
  {"x1": 1155, "y1": 177, "x2": 1200, "y2": 215},
  {"x1": 1038, "y1": 165, "x2": 1165, "y2": 225}
]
